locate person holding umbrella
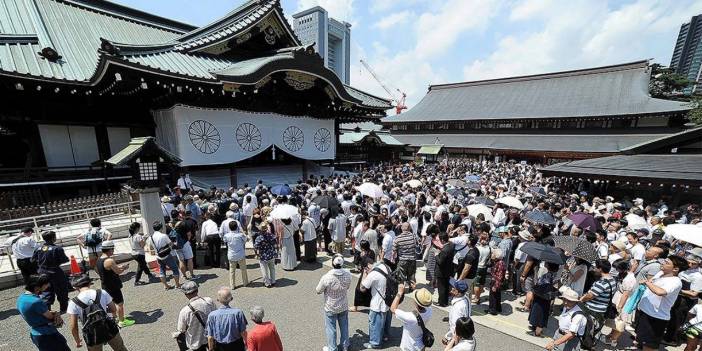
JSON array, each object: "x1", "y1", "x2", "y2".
[{"x1": 527, "y1": 261, "x2": 560, "y2": 337}]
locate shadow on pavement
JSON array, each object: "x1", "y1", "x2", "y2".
[
  {"x1": 273, "y1": 278, "x2": 297, "y2": 287},
  {"x1": 0, "y1": 308, "x2": 19, "y2": 321},
  {"x1": 297, "y1": 261, "x2": 323, "y2": 271},
  {"x1": 128, "y1": 308, "x2": 164, "y2": 324},
  {"x1": 193, "y1": 273, "x2": 219, "y2": 284}
]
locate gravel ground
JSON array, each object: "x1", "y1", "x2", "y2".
[{"x1": 0, "y1": 255, "x2": 542, "y2": 351}]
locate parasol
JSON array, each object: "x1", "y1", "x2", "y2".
[
  {"x1": 473, "y1": 197, "x2": 496, "y2": 206},
  {"x1": 496, "y1": 196, "x2": 524, "y2": 210},
  {"x1": 568, "y1": 212, "x2": 600, "y2": 233},
  {"x1": 553, "y1": 236, "x2": 598, "y2": 262},
  {"x1": 667, "y1": 224, "x2": 702, "y2": 247},
  {"x1": 311, "y1": 195, "x2": 340, "y2": 211},
  {"x1": 446, "y1": 179, "x2": 467, "y2": 188},
  {"x1": 524, "y1": 210, "x2": 556, "y2": 226},
  {"x1": 270, "y1": 184, "x2": 293, "y2": 196},
  {"x1": 465, "y1": 175, "x2": 481, "y2": 182},
  {"x1": 270, "y1": 204, "x2": 299, "y2": 219},
  {"x1": 528, "y1": 186, "x2": 547, "y2": 197},
  {"x1": 519, "y1": 241, "x2": 567, "y2": 265},
  {"x1": 446, "y1": 188, "x2": 464, "y2": 197},
  {"x1": 355, "y1": 182, "x2": 384, "y2": 198},
  {"x1": 404, "y1": 179, "x2": 423, "y2": 188},
  {"x1": 625, "y1": 213, "x2": 648, "y2": 230},
  {"x1": 467, "y1": 204, "x2": 493, "y2": 221},
  {"x1": 465, "y1": 182, "x2": 481, "y2": 190}
]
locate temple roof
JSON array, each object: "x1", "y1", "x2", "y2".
[
  {"x1": 383, "y1": 61, "x2": 689, "y2": 123},
  {"x1": 0, "y1": 0, "x2": 390, "y2": 111}
]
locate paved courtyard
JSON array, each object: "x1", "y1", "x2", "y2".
[{"x1": 0, "y1": 251, "x2": 545, "y2": 351}]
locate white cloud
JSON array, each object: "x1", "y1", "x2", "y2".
[
  {"x1": 296, "y1": 0, "x2": 354, "y2": 22},
  {"x1": 373, "y1": 11, "x2": 412, "y2": 29},
  {"x1": 463, "y1": 0, "x2": 702, "y2": 81},
  {"x1": 414, "y1": 0, "x2": 504, "y2": 59}
]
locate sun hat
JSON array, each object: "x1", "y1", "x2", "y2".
[
  {"x1": 449, "y1": 278, "x2": 468, "y2": 293},
  {"x1": 181, "y1": 281, "x2": 199, "y2": 294},
  {"x1": 332, "y1": 254, "x2": 345, "y2": 268},
  {"x1": 687, "y1": 247, "x2": 702, "y2": 259},
  {"x1": 611, "y1": 241, "x2": 627, "y2": 252},
  {"x1": 161, "y1": 196, "x2": 171, "y2": 202},
  {"x1": 519, "y1": 230, "x2": 535, "y2": 241},
  {"x1": 560, "y1": 287, "x2": 580, "y2": 302},
  {"x1": 414, "y1": 288, "x2": 433, "y2": 307},
  {"x1": 101, "y1": 240, "x2": 115, "y2": 249}
]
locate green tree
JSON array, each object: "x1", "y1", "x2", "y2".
[
  {"x1": 687, "y1": 96, "x2": 702, "y2": 125},
  {"x1": 649, "y1": 63, "x2": 690, "y2": 98}
]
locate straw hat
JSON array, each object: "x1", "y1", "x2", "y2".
[
  {"x1": 560, "y1": 287, "x2": 580, "y2": 302},
  {"x1": 414, "y1": 288, "x2": 433, "y2": 307}
]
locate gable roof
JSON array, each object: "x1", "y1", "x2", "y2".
[
  {"x1": 107, "y1": 136, "x2": 181, "y2": 166},
  {"x1": 621, "y1": 127, "x2": 702, "y2": 154},
  {"x1": 383, "y1": 61, "x2": 690, "y2": 123}
]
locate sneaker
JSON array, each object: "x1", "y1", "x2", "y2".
[
  {"x1": 322, "y1": 347, "x2": 329, "y2": 351},
  {"x1": 118, "y1": 319, "x2": 135, "y2": 328},
  {"x1": 362, "y1": 342, "x2": 380, "y2": 349}
]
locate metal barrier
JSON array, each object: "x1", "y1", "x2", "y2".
[{"x1": 0, "y1": 201, "x2": 141, "y2": 275}]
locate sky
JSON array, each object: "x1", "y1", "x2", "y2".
[{"x1": 111, "y1": 0, "x2": 702, "y2": 108}]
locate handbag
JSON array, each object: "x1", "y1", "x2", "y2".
[
  {"x1": 623, "y1": 285, "x2": 646, "y2": 315},
  {"x1": 413, "y1": 310, "x2": 435, "y2": 348}
]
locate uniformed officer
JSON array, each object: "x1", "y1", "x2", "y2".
[
  {"x1": 32, "y1": 231, "x2": 70, "y2": 312},
  {"x1": 5, "y1": 226, "x2": 40, "y2": 282}
]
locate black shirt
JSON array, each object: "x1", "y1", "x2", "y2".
[{"x1": 464, "y1": 247, "x2": 480, "y2": 279}]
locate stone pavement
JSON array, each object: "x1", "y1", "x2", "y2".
[{"x1": 0, "y1": 245, "x2": 546, "y2": 351}]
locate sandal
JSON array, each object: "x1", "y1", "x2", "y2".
[{"x1": 516, "y1": 306, "x2": 529, "y2": 313}]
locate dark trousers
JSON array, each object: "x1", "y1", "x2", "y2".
[
  {"x1": 293, "y1": 231, "x2": 302, "y2": 261},
  {"x1": 30, "y1": 332, "x2": 71, "y2": 351},
  {"x1": 17, "y1": 258, "x2": 37, "y2": 283},
  {"x1": 323, "y1": 229, "x2": 332, "y2": 253},
  {"x1": 132, "y1": 254, "x2": 152, "y2": 282},
  {"x1": 304, "y1": 240, "x2": 317, "y2": 263},
  {"x1": 205, "y1": 235, "x2": 222, "y2": 268},
  {"x1": 214, "y1": 338, "x2": 245, "y2": 351},
  {"x1": 40, "y1": 270, "x2": 69, "y2": 312},
  {"x1": 663, "y1": 296, "x2": 696, "y2": 343},
  {"x1": 436, "y1": 276, "x2": 450, "y2": 306},
  {"x1": 512, "y1": 263, "x2": 524, "y2": 294},
  {"x1": 489, "y1": 287, "x2": 502, "y2": 313}
]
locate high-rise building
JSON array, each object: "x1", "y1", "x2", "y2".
[
  {"x1": 292, "y1": 6, "x2": 351, "y2": 84},
  {"x1": 670, "y1": 14, "x2": 702, "y2": 94}
]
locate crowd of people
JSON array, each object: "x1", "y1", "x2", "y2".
[{"x1": 9, "y1": 159, "x2": 702, "y2": 351}]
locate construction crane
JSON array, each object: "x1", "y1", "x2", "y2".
[{"x1": 359, "y1": 59, "x2": 407, "y2": 114}]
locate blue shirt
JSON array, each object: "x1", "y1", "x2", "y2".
[
  {"x1": 224, "y1": 232, "x2": 247, "y2": 261},
  {"x1": 187, "y1": 203, "x2": 202, "y2": 221},
  {"x1": 206, "y1": 306, "x2": 247, "y2": 343},
  {"x1": 17, "y1": 293, "x2": 58, "y2": 336}
]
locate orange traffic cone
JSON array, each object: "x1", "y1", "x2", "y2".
[{"x1": 69, "y1": 255, "x2": 82, "y2": 276}]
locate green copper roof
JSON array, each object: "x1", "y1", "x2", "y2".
[{"x1": 417, "y1": 144, "x2": 444, "y2": 155}]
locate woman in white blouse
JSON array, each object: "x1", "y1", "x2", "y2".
[{"x1": 444, "y1": 317, "x2": 476, "y2": 351}]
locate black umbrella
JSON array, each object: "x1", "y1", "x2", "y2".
[
  {"x1": 519, "y1": 241, "x2": 567, "y2": 264},
  {"x1": 465, "y1": 182, "x2": 481, "y2": 190},
  {"x1": 524, "y1": 210, "x2": 557, "y2": 226},
  {"x1": 312, "y1": 195, "x2": 340, "y2": 211},
  {"x1": 552, "y1": 236, "x2": 598, "y2": 263},
  {"x1": 473, "y1": 197, "x2": 495, "y2": 206},
  {"x1": 446, "y1": 188, "x2": 464, "y2": 197},
  {"x1": 528, "y1": 186, "x2": 547, "y2": 197}
]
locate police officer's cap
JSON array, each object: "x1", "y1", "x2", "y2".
[{"x1": 21, "y1": 227, "x2": 34, "y2": 233}]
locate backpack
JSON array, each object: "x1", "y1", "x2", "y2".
[
  {"x1": 84, "y1": 229, "x2": 103, "y2": 248},
  {"x1": 71, "y1": 290, "x2": 119, "y2": 347},
  {"x1": 572, "y1": 311, "x2": 596, "y2": 350},
  {"x1": 413, "y1": 310, "x2": 435, "y2": 348},
  {"x1": 372, "y1": 264, "x2": 403, "y2": 307}
]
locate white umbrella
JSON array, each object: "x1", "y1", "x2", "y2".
[
  {"x1": 667, "y1": 224, "x2": 702, "y2": 247},
  {"x1": 270, "y1": 204, "x2": 299, "y2": 219},
  {"x1": 355, "y1": 182, "x2": 384, "y2": 198},
  {"x1": 467, "y1": 204, "x2": 493, "y2": 221},
  {"x1": 625, "y1": 213, "x2": 648, "y2": 230},
  {"x1": 404, "y1": 179, "x2": 422, "y2": 188},
  {"x1": 496, "y1": 196, "x2": 524, "y2": 210}
]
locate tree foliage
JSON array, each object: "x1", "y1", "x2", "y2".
[
  {"x1": 687, "y1": 96, "x2": 702, "y2": 125},
  {"x1": 649, "y1": 63, "x2": 690, "y2": 98}
]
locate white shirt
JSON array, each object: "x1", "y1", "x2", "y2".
[
  {"x1": 150, "y1": 230, "x2": 174, "y2": 261},
  {"x1": 514, "y1": 242, "x2": 527, "y2": 263},
  {"x1": 688, "y1": 304, "x2": 702, "y2": 326},
  {"x1": 200, "y1": 219, "x2": 219, "y2": 242},
  {"x1": 362, "y1": 263, "x2": 389, "y2": 312},
  {"x1": 395, "y1": 308, "x2": 432, "y2": 351},
  {"x1": 630, "y1": 243, "x2": 645, "y2": 262},
  {"x1": 328, "y1": 214, "x2": 347, "y2": 243},
  {"x1": 381, "y1": 231, "x2": 396, "y2": 262},
  {"x1": 638, "y1": 271, "x2": 682, "y2": 320},
  {"x1": 242, "y1": 200, "x2": 254, "y2": 216},
  {"x1": 301, "y1": 218, "x2": 317, "y2": 242},
  {"x1": 66, "y1": 289, "x2": 113, "y2": 322},
  {"x1": 491, "y1": 208, "x2": 506, "y2": 227},
  {"x1": 5, "y1": 234, "x2": 39, "y2": 259},
  {"x1": 219, "y1": 218, "x2": 239, "y2": 237},
  {"x1": 161, "y1": 202, "x2": 175, "y2": 218},
  {"x1": 595, "y1": 242, "x2": 609, "y2": 259},
  {"x1": 129, "y1": 233, "x2": 145, "y2": 255},
  {"x1": 451, "y1": 339, "x2": 476, "y2": 351},
  {"x1": 558, "y1": 305, "x2": 587, "y2": 335},
  {"x1": 177, "y1": 176, "x2": 193, "y2": 190},
  {"x1": 613, "y1": 272, "x2": 637, "y2": 306},
  {"x1": 446, "y1": 295, "x2": 471, "y2": 340},
  {"x1": 680, "y1": 268, "x2": 702, "y2": 292},
  {"x1": 450, "y1": 234, "x2": 470, "y2": 265}
]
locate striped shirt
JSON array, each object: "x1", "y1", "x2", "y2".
[
  {"x1": 393, "y1": 231, "x2": 417, "y2": 261},
  {"x1": 585, "y1": 276, "x2": 617, "y2": 313}
]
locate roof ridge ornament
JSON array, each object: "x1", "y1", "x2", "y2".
[{"x1": 99, "y1": 38, "x2": 121, "y2": 56}]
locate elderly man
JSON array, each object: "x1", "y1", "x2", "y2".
[
  {"x1": 246, "y1": 306, "x2": 283, "y2": 351},
  {"x1": 316, "y1": 255, "x2": 352, "y2": 351},
  {"x1": 394, "y1": 222, "x2": 418, "y2": 285},
  {"x1": 176, "y1": 281, "x2": 216, "y2": 351},
  {"x1": 223, "y1": 222, "x2": 248, "y2": 289},
  {"x1": 206, "y1": 287, "x2": 247, "y2": 351}
]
